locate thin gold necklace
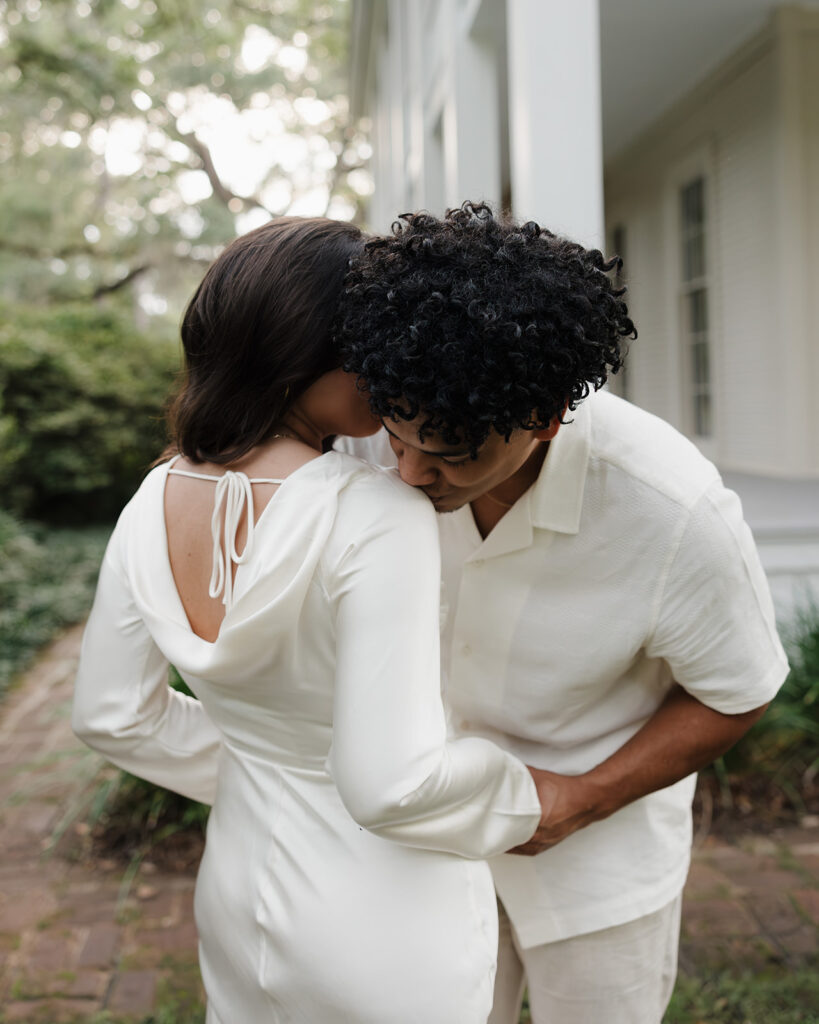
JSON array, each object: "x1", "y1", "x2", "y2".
[
  {"x1": 481, "y1": 440, "x2": 550, "y2": 511},
  {"x1": 482, "y1": 489, "x2": 515, "y2": 510},
  {"x1": 271, "y1": 428, "x2": 312, "y2": 446}
]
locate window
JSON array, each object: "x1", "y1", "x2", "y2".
[{"x1": 679, "y1": 177, "x2": 711, "y2": 437}]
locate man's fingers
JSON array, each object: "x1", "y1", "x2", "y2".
[
  {"x1": 507, "y1": 837, "x2": 555, "y2": 856},
  {"x1": 507, "y1": 843, "x2": 540, "y2": 856}
]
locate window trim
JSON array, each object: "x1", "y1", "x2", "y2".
[{"x1": 663, "y1": 143, "x2": 720, "y2": 460}]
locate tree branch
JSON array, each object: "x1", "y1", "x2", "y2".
[
  {"x1": 321, "y1": 124, "x2": 367, "y2": 218},
  {"x1": 0, "y1": 240, "x2": 98, "y2": 260},
  {"x1": 90, "y1": 264, "x2": 151, "y2": 300},
  {"x1": 172, "y1": 126, "x2": 273, "y2": 216}
]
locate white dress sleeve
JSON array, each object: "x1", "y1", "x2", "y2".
[
  {"x1": 326, "y1": 473, "x2": 540, "y2": 858},
  {"x1": 72, "y1": 523, "x2": 221, "y2": 806}
]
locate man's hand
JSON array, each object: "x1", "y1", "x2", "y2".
[
  {"x1": 508, "y1": 685, "x2": 770, "y2": 857},
  {"x1": 509, "y1": 768, "x2": 602, "y2": 855}
]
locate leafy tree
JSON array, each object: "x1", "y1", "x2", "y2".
[{"x1": 0, "y1": 0, "x2": 370, "y2": 315}]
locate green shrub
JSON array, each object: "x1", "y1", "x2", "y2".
[
  {"x1": 0, "y1": 302, "x2": 180, "y2": 522},
  {"x1": 0, "y1": 510, "x2": 109, "y2": 696},
  {"x1": 720, "y1": 602, "x2": 819, "y2": 782}
]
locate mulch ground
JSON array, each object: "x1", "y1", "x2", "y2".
[{"x1": 693, "y1": 771, "x2": 819, "y2": 841}]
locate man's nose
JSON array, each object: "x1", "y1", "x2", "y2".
[{"x1": 396, "y1": 446, "x2": 438, "y2": 487}]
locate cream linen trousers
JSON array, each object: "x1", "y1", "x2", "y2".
[{"x1": 489, "y1": 895, "x2": 682, "y2": 1024}]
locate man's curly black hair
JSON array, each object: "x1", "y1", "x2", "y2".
[{"x1": 335, "y1": 201, "x2": 636, "y2": 454}]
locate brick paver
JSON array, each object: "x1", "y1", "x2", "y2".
[
  {"x1": 0, "y1": 626, "x2": 817, "y2": 1022},
  {"x1": 680, "y1": 829, "x2": 819, "y2": 974},
  {"x1": 0, "y1": 627, "x2": 204, "y2": 1023}
]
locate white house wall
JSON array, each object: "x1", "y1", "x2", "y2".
[
  {"x1": 605, "y1": 14, "x2": 819, "y2": 478},
  {"x1": 356, "y1": 2, "x2": 817, "y2": 479},
  {"x1": 351, "y1": 1, "x2": 819, "y2": 614},
  {"x1": 794, "y1": 14, "x2": 819, "y2": 472},
  {"x1": 360, "y1": 0, "x2": 517, "y2": 229}
]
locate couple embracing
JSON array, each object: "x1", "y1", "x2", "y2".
[{"x1": 74, "y1": 202, "x2": 786, "y2": 1024}]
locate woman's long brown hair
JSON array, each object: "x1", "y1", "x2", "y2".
[{"x1": 166, "y1": 216, "x2": 364, "y2": 465}]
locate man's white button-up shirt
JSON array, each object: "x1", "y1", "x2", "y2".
[
  {"x1": 339, "y1": 390, "x2": 788, "y2": 947},
  {"x1": 438, "y1": 391, "x2": 787, "y2": 946}
]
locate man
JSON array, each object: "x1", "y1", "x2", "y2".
[{"x1": 335, "y1": 202, "x2": 788, "y2": 1023}]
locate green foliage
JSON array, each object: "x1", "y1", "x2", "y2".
[
  {"x1": 94, "y1": 763, "x2": 211, "y2": 840},
  {"x1": 0, "y1": 301, "x2": 179, "y2": 521},
  {"x1": 519, "y1": 967, "x2": 819, "y2": 1023},
  {"x1": 664, "y1": 965, "x2": 819, "y2": 1023},
  {"x1": 0, "y1": 0, "x2": 367, "y2": 314},
  {"x1": 144, "y1": 956, "x2": 207, "y2": 1024},
  {"x1": 0, "y1": 509, "x2": 108, "y2": 696}
]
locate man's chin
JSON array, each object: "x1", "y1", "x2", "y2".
[{"x1": 427, "y1": 494, "x2": 467, "y2": 514}]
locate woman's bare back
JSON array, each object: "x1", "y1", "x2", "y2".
[{"x1": 164, "y1": 439, "x2": 320, "y2": 641}]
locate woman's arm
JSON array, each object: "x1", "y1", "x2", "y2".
[
  {"x1": 327, "y1": 478, "x2": 540, "y2": 858},
  {"x1": 72, "y1": 541, "x2": 221, "y2": 806}
]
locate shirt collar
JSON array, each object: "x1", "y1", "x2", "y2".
[{"x1": 530, "y1": 394, "x2": 593, "y2": 534}]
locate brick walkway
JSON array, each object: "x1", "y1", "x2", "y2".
[
  {"x1": 0, "y1": 627, "x2": 817, "y2": 1023},
  {"x1": 0, "y1": 627, "x2": 201, "y2": 1023}
]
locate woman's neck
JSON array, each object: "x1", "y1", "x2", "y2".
[{"x1": 279, "y1": 410, "x2": 324, "y2": 451}]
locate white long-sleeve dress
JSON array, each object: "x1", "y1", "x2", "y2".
[{"x1": 73, "y1": 451, "x2": 540, "y2": 1024}]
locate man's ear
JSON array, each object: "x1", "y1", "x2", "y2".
[{"x1": 532, "y1": 403, "x2": 569, "y2": 442}]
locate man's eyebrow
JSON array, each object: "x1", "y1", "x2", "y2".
[{"x1": 382, "y1": 421, "x2": 472, "y2": 457}]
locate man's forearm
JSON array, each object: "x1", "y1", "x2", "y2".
[
  {"x1": 585, "y1": 684, "x2": 767, "y2": 818},
  {"x1": 517, "y1": 685, "x2": 768, "y2": 854}
]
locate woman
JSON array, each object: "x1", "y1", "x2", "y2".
[{"x1": 72, "y1": 217, "x2": 542, "y2": 1023}]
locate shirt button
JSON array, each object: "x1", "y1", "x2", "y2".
[
  {"x1": 471, "y1": 559, "x2": 484, "y2": 568},
  {"x1": 461, "y1": 644, "x2": 471, "y2": 657}
]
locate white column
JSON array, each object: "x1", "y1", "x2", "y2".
[
  {"x1": 404, "y1": 0, "x2": 426, "y2": 209},
  {"x1": 453, "y1": 32, "x2": 501, "y2": 208},
  {"x1": 506, "y1": 0, "x2": 604, "y2": 249},
  {"x1": 385, "y1": 0, "x2": 407, "y2": 220},
  {"x1": 440, "y1": 1, "x2": 462, "y2": 210}
]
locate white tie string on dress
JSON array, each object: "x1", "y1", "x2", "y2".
[
  {"x1": 209, "y1": 470, "x2": 256, "y2": 611},
  {"x1": 167, "y1": 458, "x2": 285, "y2": 613}
]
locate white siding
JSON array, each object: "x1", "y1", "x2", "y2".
[
  {"x1": 605, "y1": 13, "x2": 819, "y2": 477},
  {"x1": 796, "y1": 18, "x2": 819, "y2": 471},
  {"x1": 355, "y1": 1, "x2": 818, "y2": 477},
  {"x1": 358, "y1": 0, "x2": 515, "y2": 228}
]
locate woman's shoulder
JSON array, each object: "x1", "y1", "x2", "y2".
[
  {"x1": 322, "y1": 454, "x2": 439, "y2": 580},
  {"x1": 324, "y1": 453, "x2": 438, "y2": 561},
  {"x1": 333, "y1": 450, "x2": 431, "y2": 511},
  {"x1": 112, "y1": 458, "x2": 172, "y2": 526}
]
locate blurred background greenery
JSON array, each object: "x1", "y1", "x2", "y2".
[
  {"x1": 0, "y1": 0, "x2": 367, "y2": 311},
  {"x1": 0, "y1": 0, "x2": 368, "y2": 693}
]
